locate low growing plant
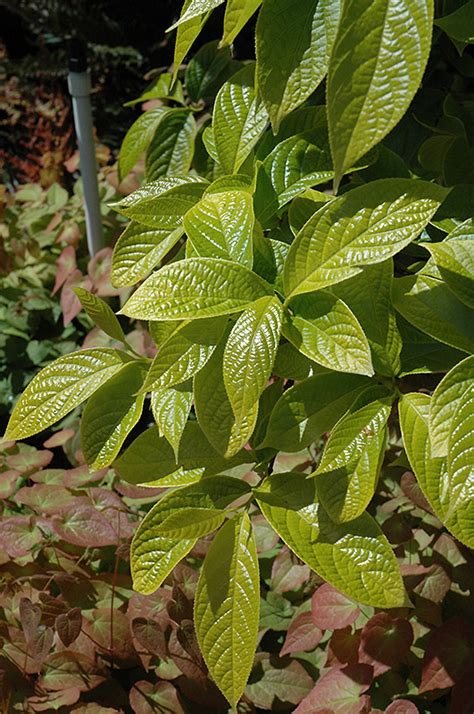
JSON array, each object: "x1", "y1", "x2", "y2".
[{"x1": 6, "y1": 0, "x2": 474, "y2": 709}]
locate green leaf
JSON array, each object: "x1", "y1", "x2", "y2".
[
  {"x1": 255, "y1": 472, "x2": 405, "y2": 607},
  {"x1": 261, "y1": 373, "x2": 370, "y2": 452},
  {"x1": 213, "y1": 64, "x2": 269, "y2": 174},
  {"x1": 184, "y1": 190, "x2": 254, "y2": 267},
  {"x1": 331, "y1": 260, "x2": 402, "y2": 376},
  {"x1": 115, "y1": 421, "x2": 252, "y2": 486},
  {"x1": 111, "y1": 222, "x2": 185, "y2": 288},
  {"x1": 425, "y1": 240, "x2": 474, "y2": 309},
  {"x1": 151, "y1": 380, "x2": 193, "y2": 458},
  {"x1": 168, "y1": 0, "x2": 226, "y2": 31},
  {"x1": 256, "y1": 0, "x2": 340, "y2": 132},
  {"x1": 121, "y1": 257, "x2": 273, "y2": 321},
  {"x1": 118, "y1": 107, "x2": 168, "y2": 181},
  {"x1": 124, "y1": 73, "x2": 185, "y2": 106},
  {"x1": 194, "y1": 512, "x2": 259, "y2": 709},
  {"x1": 185, "y1": 40, "x2": 235, "y2": 101},
  {"x1": 283, "y1": 292, "x2": 373, "y2": 377},
  {"x1": 73, "y1": 288, "x2": 126, "y2": 343},
  {"x1": 146, "y1": 109, "x2": 196, "y2": 180},
  {"x1": 397, "y1": 316, "x2": 465, "y2": 377},
  {"x1": 111, "y1": 176, "x2": 207, "y2": 229},
  {"x1": 81, "y1": 362, "x2": 147, "y2": 469},
  {"x1": 131, "y1": 476, "x2": 251, "y2": 594},
  {"x1": 155, "y1": 507, "x2": 227, "y2": 538},
  {"x1": 446, "y1": 386, "x2": 474, "y2": 547},
  {"x1": 316, "y1": 423, "x2": 387, "y2": 522},
  {"x1": 173, "y1": 0, "x2": 211, "y2": 76},
  {"x1": 434, "y1": 0, "x2": 474, "y2": 44},
  {"x1": 392, "y1": 273, "x2": 474, "y2": 354},
  {"x1": 5, "y1": 349, "x2": 130, "y2": 440},
  {"x1": 429, "y1": 356, "x2": 474, "y2": 458},
  {"x1": 314, "y1": 396, "x2": 392, "y2": 475},
  {"x1": 204, "y1": 174, "x2": 253, "y2": 194},
  {"x1": 221, "y1": 0, "x2": 262, "y2": 46},
  {"x1": 284, "y1": 179, "x2": 448, "y2": 297},
  {"x1": 223, "y1": 296, "x2": 283, "y2": 424},
  {"x1": 142, "y1": 317, "x2": 227, "y2": 393},
  {"x1": 195, "y1": 335, "x2": 259, "y2": 457},
  {"x1": 327, "y1": 0, "x2": 434, "y2": 187}
]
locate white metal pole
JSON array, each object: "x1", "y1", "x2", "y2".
[{"x1": 67, "y1": 42, "x2": 103, "y2": 257}]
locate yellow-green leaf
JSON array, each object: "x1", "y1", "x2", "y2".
[
  {"x1": 429, "y1": 356, "x2": 474, "y2": 458},
  {"x1": 73, "y1": 288, "x2": 126, "y2": 343},
  {"x1": 221, "y1": 0, "x2": 262, "y2": 46},
  {"x1": 151, "y1": 381, "x2": 193, "y2": 458},
  {"x1": 425, "y1": 239, "x2": 474, "y2": 309}
]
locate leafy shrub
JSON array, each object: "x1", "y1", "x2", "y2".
[{"x1": 5, "y1": 0, "x2": 474, "y2": 711}]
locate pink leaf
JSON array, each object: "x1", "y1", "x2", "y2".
[
  {"x1": 43, "y1": 429, "x2": 75, "y2": 448},
  {"x1": 52, "y1": 506, "x2": 118, "y2": 547},
  {"x1": 20, "y1": 597, "x2": 41, "y2": 641},
  {"x1": 384, "y1": 701, "x2": 419, "y2": 714},
  {"x1": 281, "y1": 611, "x2": 323, "y2": 656},
  {"x1": 52, "y1": 246, "x2": 77, "y2": 295},
  {"x1": 294, "y1": 664, "x2": 373, "y2": 714},
  {"x1": 131, "y1": 618, "x2": 167, "y2": 658},
  {"x1": 271, "y1": 546, "x2": 310, "y2": 593},
  {"x1": 61, "y1": 270, "x2": 92, "y2": 325},
  {"x1": 312, "y1": 583, "x2": 360, "y2": 629},
  {"x1": 0, "y1": 470, "x2": 19, "y2": 499},
  {"x1": 55, "y1": 609, "x2": 82, "y2": 647},
  {"x1": 0, "y1": 516, "x2": 43, "y2": 557},
  {"x1": 359, "y1": 613, "x2": 414, "y2": 676},
  {"x1": 129, "y1": 680, "x2": 185, "y2": 714}
]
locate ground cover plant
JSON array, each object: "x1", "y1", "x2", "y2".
[{"x1": 3, "y1": 0, "x2": 474, "y2": 711}]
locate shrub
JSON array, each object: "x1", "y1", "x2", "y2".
[{"x1": 6, "y1": 0, "x2": 474, "y2": 710}]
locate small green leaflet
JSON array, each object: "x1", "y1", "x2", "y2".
[
  {"x1": 167, "y1": 0, "x2": 226, "y2": 31},
  {"x1": 5, "y1": 349, "x2": 131, "y2": 440},
  {"x1": 151, "y1": 381, "x2": 193, "y2": 458},
  {"x1": 425, "y1": 239, "x2": 474, "y2": 309},
  {"x1": 118, "y1": 107, "x2": 168, "y2": 181},
  {"x1": 284, "y1": 179, "x2": 448, "y2": 297},
  {"x1": 283, "y1": 292, "x2": 373, "y2": 377},
  {"x1": 194, "y1": 512, "x2": 259, "y2": 709},
  {"x1": 429, "y1": 356, "x2": 474, "y2": 458},
  {"x1": 392, "y1": 273, "x2": 474, "y2": 355},
  {"x1": 223, "y1": 296, "x2": 283, "y2": 425},
  {"x1": 173, "y1": 0, "x2": 211, "y2": 77},
  {"x1": 73, "y1": 288, "x2": 126, "y2": 344},
  {"x1": 131, "y1": 476, "x2": 251, "y2": 594},
  {"x1": 261, "y1": 373, "x2": 370, "y2": 452},
  {"x1": 195, "y1": 335, "x2": 259, "y2": 457},
  {"x1": 111, "y1": 222, "x2": 185, "y2": 288},
  {"x1": 221, "y1": 0, "x2": 262, "y2": 46},
  {"x1": 256, "y1": 0, "x2": 340, "y2": 132},
  {"x1": 146, "y1": 109, "x2": 196, "y2": 180},
  {"x1": 255, "y1": 472, "x2": 405, "y2": 607},
  {"x1": 327, "y1": 0, "x2": 434, "y2": 187},
  {"x1": 184, "y1": 190, "x2": 254, "y2": 267},
  {"x1": 121, "y1": 257, "x2": 273, "y2": 321},
  {"x1": 81, "y1": 362, "x2": 147, "y2": 469},
  {"x1": 213, "y1": 64, "x2": 269, "y2": 174}
]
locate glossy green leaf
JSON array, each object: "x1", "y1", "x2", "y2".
[
  {"x1": 81, "y1": 362, "x2": 147, "y2": 469},
  {"x1": 115, "y1": 421, "x2": 251, "y2": 486},
  {"x1": 184, "y1": 190, "x2": 254, "y2": 267},
  {"x1": 283, "y1": 292, "x2": 373, "y2": 376},
  {"x1": 112, "y1": 176, "x2": 207, "y2": 229},
  {"x1": 146, "y1": 110, "x2": 196, "y2": 180},
  {"x1": 392, "y1": 273, "x2": 474, "y2": 354},
  {"x1": 223, "y1": 296, "x2": 283, "y2": 425},
  {"x1": 185, "y1": 40, "x2": 235, "y2": 101},
  {"x1": 204, "y1": 174, "x2": 253, "y2": 195},
  {"x1": 425, "y1": 240, "x2": 474, "y2": 308},
  {"x1": 221, "y1": 0, "x2": 262, "y2": 46},
  {"x1": 73, "y1": 288, "x2": 126, "y2": 343},
  {"x1": 118, "y1": 107, "x2": 168, "y2": 180},
  {"x1": 151, "y1": 380, "x2": 193, "y2": 458},
  {"x1": 131, "y1": 476, "x2": 251, "y2": 594},
  {"x1": 142, "y1": 317, "x2": 227, "y2": 393},
  {"x1": 195, "y1": 335, "x2": 259, "y2": 457},
  {"x1": 255, "y1": 472, "x2": 405, "y2": 607},
  {"x1": 5, "y1": 349, "x2": 130, "y2": 440},
  {"x1": 284, "y1": 179, "x2": 448, "y2": 297},
  {"x1": 168, "y1": 0, "x2": 226, "y2": 31},
  {"x1": 155, "y1": 507, "x2": 227, "y2": 538},
  {"x1": 111, "y1": 222, "x2": 184, "y2": 288},
  {"x1": 261, "y1": 373, "x2": 370, "y2": 452},
  {"x1": 397, "y1": 316, "x2": 465, "y2": 377},
  {"x1": 121, "y1": 257, "x2": 273, "y2": 321},
  {"x1": 446, "y1": 386, "x2": 474, "y2": 546},
  {"x1": 173, "y1": 0, "x2": 211, "y2": 76},
  {"x1": 256, "y1": 0, "x2": 340, "y2": 132},
  {"x1": 327, "y1": 0, "x2": 434, "y2": 186},
  {"x1": 213, "y1": 64, "x2": 269, "y2": 174},
  {"x1": 194, "y1": 512, "x2": 259, "y2": 709},
  {"x1": 429, "y1": 356, "x2": 474, "y2": 458},
  {"x1": 331, "y1": 260, "x2": 402, "y2": 377},
  {"x1": 434, "y1": 1, "x2": 474, "y2": 44}
]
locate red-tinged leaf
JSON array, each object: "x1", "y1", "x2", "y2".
[
  {"x1": 271, "y1": 546, "x2": 310, "y2": 594},
  {"x1": 20, "y1": 598, "x2": 41, "y2": 641},
  {"x1": 88, "y1": 247, "x2": 118, "y2": 297},
  {"x1": 82, "y1": 609, "x2": 136, "y2": 663},
  {"x1": 0, "y1": 516, "x2": 43, "y2": 557},
  {"x1": 38, "y1": 593, "x2": 68, "y2": 625},
  {"x1": 129, "y1": 680, "x2": 185, "y2": 714},
  {"x1": 246, "y1": 653, "x2": 313, "y2": 709},
  {"x1": 55, "y1": 609, "x2": 82, "y2": 647},
  {"x1": 56, "y1": 221, "x2": 81, "y2": 246},
  {"x1": 382, "y1": 514, "x2": 413, "y2": 544},
  {"x1": 70, "y1": 706, "x2": 121, "y2": 714},
  {"x1": 52, "y1": 506, "x2": 118, "y2": 547},
  {"x1": 384, "y1": 701, "x2": 418, "y2": 714},
  {"x1": 27, "y1": 688, "x2": 81, "y2": 712},
  {"x1": 127, "y1": 590, "x2": 173, "y2": 627},
  {"x1": 114, "y1": 481, "x2": 165, "y2": 499},
  {"x1": 87, "y1": 487, "x2": 127, "y2": 513},
  {"x1": 281, "y1": 611, "x2": 323, "y2": 656},
  {"x1": 3, "y1": 626, "x2": 44, "y2": 674},
  {"x1": 61, "y1": 270, "x2": 93, "y2": 325},
  {"x1": 253, "y1": 514, "x2": 280, "y2": 553},
  {"x1": 29, "y1": 627, "x2": 54, "y2": 662},
  {"x1": 312, "y1": 583, "x2": 360, "y2": 630},
  {"x1": 419, "y1": 618, "x2": 474, "y2": 693},
  {"x1": 167, "y1": 626, "x2": 207, "y2": 683},
  {"x1": 7, "y1": 449, "x2": 53, "y2": 473},
  {"x1": 400, "y1": 472, "x2": 432, "y2": 513},
  {"x1": 39, "y1": 652, "x2": 105, "y2": 692},
  {"x1": 359, "y1": 613, "x2": 414, "y2": 677},
  {"x1": 43, "y1": 429, "x2": 75, "y2": 448},
  {"x1": 15, "y1": 485, "x2": 72, "y2": 515},
  {"x1": 0, "y1": 470, "x2": 19, "y2": 499},
  {"x1": 63, "y1": 465, "x2": 106, "y2": 488},
  {"x1": 131, "y1": 618, "x2": 167, "y2": 658},
  {"x1": 30, "y1": 468, "x2": 66, "y2": 485},
  {"x1": 327, "y1": 627, "x2": 361, "y2": 669},
  {"x1": 433, "y1": 533, "x2": 467, "y2": 569},
  {"x1": 413, "y1": 564, "x2": 451, "y2": 604},
  {"x1": 294, "y1": 664, "x2": 373, "y2": 714},
  {"x1": 451, "y1": 673, "x2": 474, "y2": 714},
  {"x1": 52, "y1": 246, "x2": 77, "y2": 295}
]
